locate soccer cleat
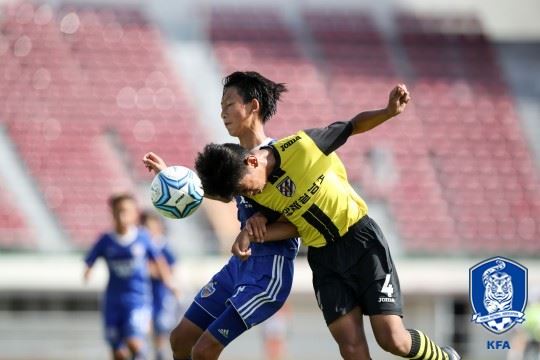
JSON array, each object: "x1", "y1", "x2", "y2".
[{"x1": 442, "y1": 346, "x2": 461, "y2": 360}]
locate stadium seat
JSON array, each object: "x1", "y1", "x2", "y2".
[{"x1": 0, "y1": 3, "x2": 203, "y2": 247}]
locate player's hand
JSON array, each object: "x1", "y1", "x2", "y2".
[
  {"x1": 167, "y1": 281, "x2": 182, "y2": 300},
  {"x1": 386, "y1": 84, "x2": 411, "y2": 117},
  {"x1": 83, "y1": 267, "x2": 91, "y2": 284},
  {"x1": 245, "y1": 212, "x2": 268, "y2": 243},
  {"x1": 231, "y1": 230, "x2": 252, "y2": 261},
  {"x1": 142, "y1": 152, "x2": 167, "y2": 174}
]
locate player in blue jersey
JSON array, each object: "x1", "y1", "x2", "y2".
[
  {"x1": 84, "y1": 193, "x2": 177, "y2": 360},
  {"x1": 142, "y1": 71, "x2": 300, "y2": 360},
  {"x1": 140, "y1": 210, "x2": 180, "y2": 360}
]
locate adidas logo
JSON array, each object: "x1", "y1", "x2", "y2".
[{"x1": 218, "y1": 328, "x2": 229, "y2": 338}]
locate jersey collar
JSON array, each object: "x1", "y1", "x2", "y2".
[{"x1": 261, "y1": 144, "x2": 285, "y2": 185}]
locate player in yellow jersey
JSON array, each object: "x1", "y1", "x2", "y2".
[{"x1": 194, "y1": 85, "x2": 461, "y2": 360}]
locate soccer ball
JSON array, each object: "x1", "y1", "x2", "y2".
[{"x1": 150, "y1": 166, "x2": 204, "y2": 219}]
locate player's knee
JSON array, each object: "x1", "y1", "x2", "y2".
[
  {"x1": 374, "y1": 329, "x2": 410, "y2": 355},
  {"x1": 337, "y1": 341, "x2": 370, "y2": 360},
  {"x1": 191, "y1": 340, "x2": 220, "y2": 360},
  {"x1": 170, "y1": 326, "x2": 191, "y2": 358}
]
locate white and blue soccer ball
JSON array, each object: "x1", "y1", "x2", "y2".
[{"x1": 150, "y1": 166, "x2": 204, "y2": 219}]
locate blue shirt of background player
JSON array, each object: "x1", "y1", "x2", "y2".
[
  {"x1": 84, "y1": 228, "x2": 158, "y2": 306},
  {"x1": 151, "y1": 240, "x2": 176, "y2": 308}
]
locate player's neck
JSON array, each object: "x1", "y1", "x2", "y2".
[
  {"x1": 258, "y1": 148, "x2": 276, "y2": 179},
  {"x1": 115, "y1": 224, "x2": 131, "y2": 235},
  {"x1": 238, "y1": 123, "x2": 268, "y2": 150}
]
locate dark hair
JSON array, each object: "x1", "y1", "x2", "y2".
[
  {"x1": 139, "y1": 209, "x2": 163, "y2": 226},
  {"x1": 195, "y1": 143, "x2": 250, "y2": 200},
  {"x1": 108, "y1": 192, "x2": 136, "y2": 209},
  {"x1": 223, "y1": 71, "x2": 287, "y2": 123}
]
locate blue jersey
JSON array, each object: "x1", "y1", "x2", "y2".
[
  {"x1": 151, "y1": 239, "x2": 176, "y2": 305},
  {"x1": 85, "y1": 228, "x2": 158, "y2": 306}
]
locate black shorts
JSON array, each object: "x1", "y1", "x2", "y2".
[{"x1": 307, "y1": 215, "x2": 402, "y2": 325}]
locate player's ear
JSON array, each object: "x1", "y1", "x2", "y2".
[
  {"x1": 249, "y1": 98, "x2": 260, "y2": 114},
  {"x1": 244, "y1": 155, "x2": 258, "y2": 168}
]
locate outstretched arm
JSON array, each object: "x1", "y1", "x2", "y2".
[
  {"x1": 305, "y1": 84, "x2": 411, "y2": 155},
  {"x1": 350, "y1": 84, "x2": 410, "y2": 135},
  {"x1": 142, "y1": 152, "x2": 168, "y2": 174},
  {"x1": 152, "y1": 256, "x2": 181, "y2": 298}
]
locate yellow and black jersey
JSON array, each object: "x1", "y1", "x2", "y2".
[{"x1": 250, "y1": 122, "x2": 368, "y2": 248}]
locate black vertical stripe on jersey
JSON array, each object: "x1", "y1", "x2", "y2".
[
  {"x1": 302, "y1": 204, "x2": 340, "y2": 243},
  {"x1": 307, "y1": 204, "x2": 340, "y2": 241}
]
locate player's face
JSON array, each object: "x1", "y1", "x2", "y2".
[
  {"x1": 144, "y1": 218, "x2": 163, "y2": 238},
  {"x1": 238, "y1": 171, "x2": 265, "y2": 197},
  {"x1": 221, "y1": 87, "x2": 252, "y2": 137},
  {"x1": 112, "y1": 199, "x2": 139, "y2": 229}
]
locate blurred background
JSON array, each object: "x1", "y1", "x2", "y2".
[{"x1": 0, "y1": 0, "x2": 539, "y2": 359}]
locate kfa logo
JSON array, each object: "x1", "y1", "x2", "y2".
[{"x1": 470, "y1": 257, "x2": 527, "y2": 334}]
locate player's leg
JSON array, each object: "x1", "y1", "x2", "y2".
[
  {"x1": 104, "y1": 300, "x2": 130, "y2": 360},
  {"x1": 370, "y1": 314, "x2": 456, "y2": 359},
  {"x1": 170, "y1": 316, "x2": 205, "y2": 359},
  {"x1": 153, "y1": 334, "x2": 168, "y2": 360},
  {"x1": 125, "y1": 337, "x2": 147, "y2": 360},
  {"x1": 307, "y1": 239, "x2": 371, "y2": 359},
  {"x1": 122, "y1": 305, "x2": 151, "y2": 360},
  {"x1": 327, "y1": 306, "x2": 371, "y2": 360},
  {"x1": 171, "y1": 259, "x2": 237, "y2": 359},
  {"x1": 311, "y1": 272, "x2": 371, "y2": 359},
  {"x1": 192, "y1": 306, "x2": 245, "y2": 360},
  {"x1": 112, "y1": 347, "x2": 130, "y2": 360},
  {"x1": 191, "y1": 254, "x2": 295, "y2": 359},
  {"x1": 153, "y1": 292, "x2": 179, "y2": 360},
  {"x1": 362, "y1": 217, "x2": 459, "y2": 359}
]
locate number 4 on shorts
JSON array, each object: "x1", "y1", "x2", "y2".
[{"x1": 381, "y1": 274, "x2": 394, "y2": 297}]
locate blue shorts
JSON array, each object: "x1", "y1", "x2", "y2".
[
  {"x1": 185, "y1": 255, "x2": 294, "y2": 346},
  {"x1": 104, "y1": 300, "x2": 151, "y2": 350}
]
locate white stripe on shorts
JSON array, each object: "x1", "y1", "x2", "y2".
[{"x1": 237, "y1": 255, "x2": 284, "y2": 320}]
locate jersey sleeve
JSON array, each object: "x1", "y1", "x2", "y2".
[
  {"x1": 84, "y1": 235, "x2": 105, "y2": 266},
  {"x1": 304, "y1": 121, "x2": 353, "y2": 155},
  {"x1": 143, "y1": 234, "x2": 160, "y2": 261},
  {"x1": 161, "y1": 244, "x2": 177, "y2": 265},
  {"x1": 245, "y1": 197, "x2": 282, "y2": 224}
]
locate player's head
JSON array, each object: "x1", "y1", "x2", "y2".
[
  {"x1": 108, "y1": 192, "x2": 139, "y2": 230},
  {"x1": 140, "y1": 210, "x2": 165, "y2": 239},
  {"x1": 221, "y1": 71, "x2": 287, "y2": 136},
  {"x1": 195, "y1": 143, "x2": 266, "y2": 201}
]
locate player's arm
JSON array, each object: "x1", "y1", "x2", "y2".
[
  {"x1": 232, "y1": 221, "x2": 298, "y2": 261},
  {"x1": 83, "y1": 236, "x2": 105, "y2": 283},
  {"x1": 143, "y1": 151, "x2": 234, "y2": 202},
  {"x1": 151, "y1": 255, "x2": 181, "y2": 298},
  {"x1": 142, "y1": 151, "x2": 167, "y2": 174},
  {"x1": 349, "y1": 84, "x2": 410, "y2": 135},
  {"x1": 305, "y1": 84, "x2": 410, "y2": 155},
  {"x1": 245, "y1": 212, "x2": 298, "y2": 242}
]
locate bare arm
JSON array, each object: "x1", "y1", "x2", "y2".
[
  {"x1": 350, "y1": 84, "x2": 410, "y2": 135},
  {"x1": 232, "y1": 216, "x2": 299, "y2": 261},
  {"x1": 83, "y1": 266, "x2": 92, "y2": 283},
  {"x1": 152, "y1": 256, "x2": 180, "y2": 298}
]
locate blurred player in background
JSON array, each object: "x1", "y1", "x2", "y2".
[
  {"x1": 261, "y1": 304, "x2": 291, "y2": 360},
  {"x1": 140, "y1": 210, "x2": 179, "y2": 360},
  {"x1": 143, "y1": 71, "x2": 300, "y2": 360},
  {"x1": 195, "y1": 85, "x2": 461, "y2": 360},
  {"x1": 84, "y1": 193, "x2": 177, "y2": 360}
]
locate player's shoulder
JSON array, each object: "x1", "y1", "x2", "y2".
[
  {"x1": 96, "y1": 231, "x2": 113, "y2": 244},
  {"x1": 135, "y1": 227, "x2": 153, "y2": 242}
]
